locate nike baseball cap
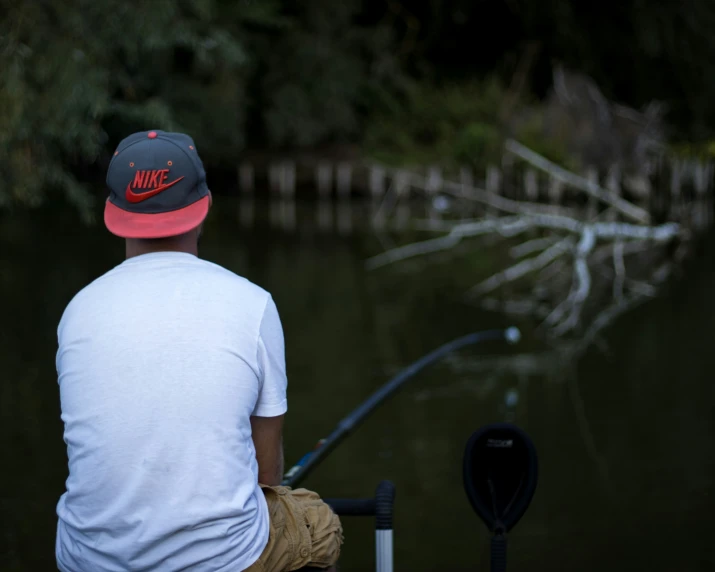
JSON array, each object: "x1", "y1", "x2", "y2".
[{"x1": 104, "y1": 130, "x2": 212, "y2": 239}]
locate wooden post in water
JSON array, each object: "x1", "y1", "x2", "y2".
[
  {"x1": 693, "y1": 160, "x2": 712, "y2": 233},
  {"x1": 317, "y1": 200, "x2": 333, "y2": 232},
  {"x1": 238, "y1": 163, "x2": 254, "y2": 194},
  {"x1": 486, "y1": 165, "x2": 501, "y2": 217},
  {"x1": 692, "y1": 199, "x2": 708, "y2": 233},
  {"x1": 425, "y1": 166, "x2": 443, "y2": 194},
  {"x1": 459, "y1": 166, "x2": 473, "y2": 196},
  {"x1": 280, "y1": 161, "x2": 296, "y2": 199},
  {"x1": 239, "y1": 198, "x2": 254, "y2": 228},
  {"x1": 501, "y1": 152, "x2": 514, "y2": 199},
  {"x1": 370, "y1": 197, "x2": 386, "y2": 231},
  {"x1": 394, "y1": 169, "x2": 411, "y2": 198},
  {"x1": 268, "y1": 162, "x2": 283, "y2": 197},
  {"x1": 680, "y1": 159, "x2": 697, "y2": 229},
  {"x1": 547, "y1": 174, "x2": 563, "y2": 205},
  {"x1": 369, "y1": 165, "x2": 386, "y2": 201},
  {"x1": 337, "y1": 200, "x2": 352, "y2": 236},
  {"x1": 395, "y1": 201, "x2": 411, "y2": 231},
  {"x1": 648, "y1": 154, "x2": 663, "y2": 221},
  {"x1": 269, "y1": 198, "x2": 282, "y2": 228},
  {"x1": 316, "y1": 162, "x2": 332, "y2": 200},
  {"x1": 281, "y1": 200, "x2": 296, "y2": 232},
  {"x1": 523, "y1": 168, "x2": 538, "y2": 202},
  {"x1": 605, "y1": 164, "x2": 621, "y2": 221},
  {"x1": 392, "y1": 169, "x2": 412, "y2": 230},
  {"x1": 336, "y1": 162, "x2": 352, "y2": 199},
  {"x1": 523, "y1": 168, "x2": 539, "y2": 237},
  {"x1": 459, "y1": 167, "x2": 473, "y2": 218},
  {"x1": 670, "y1": 159, "x2": 683, "y2": 221},
  {"x1": 694, "y1": 160, "x2": 710, "y2": 197},
  {"x1": 425, "y1": 166, "x2": 442, "y2": 222},
  {"x1": 636, "y1": 159, "x2": 659, "y2": 219},
  {"x1": 585, "y1": 167, "x2": 599, "y2": 219}
]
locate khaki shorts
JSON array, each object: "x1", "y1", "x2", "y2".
[{"x1": 244, "y1": 485, "x2": 344, "y2": 572}]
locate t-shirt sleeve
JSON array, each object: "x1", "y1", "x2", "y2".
[{"x1": 252, "y1": 295, "x2": 288, "y2": 417}]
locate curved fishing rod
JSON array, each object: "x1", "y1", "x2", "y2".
[{"x1": 282, "y1": 327, "x2": 522, "y2": 487}]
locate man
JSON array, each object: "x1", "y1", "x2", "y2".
[{"x1": 55, "y1": 130, "x2": 343, "y2": 572}]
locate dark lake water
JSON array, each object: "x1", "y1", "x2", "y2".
[{"x1": 1, "y1": 197, "x2": 714, "y2": 571}]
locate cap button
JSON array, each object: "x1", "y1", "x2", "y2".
[{"x1": 147, "y1": 131, "x2": 157, "y2": 139}]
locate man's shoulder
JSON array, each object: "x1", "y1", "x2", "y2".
[
  {"x1": 194, "y1": 259, "x2": 270, "y2": 299},
  {"x1": 58, "y1": 257, "x2": 272, "y2": 330}
]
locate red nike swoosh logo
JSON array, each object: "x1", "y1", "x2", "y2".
[{"x1": 125, "y1": 177, "x2": 185, "y2": 203}]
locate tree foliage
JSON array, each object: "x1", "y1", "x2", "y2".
[
  {"x1": 1, "y1": 0, "x2": 251, "y2": 218},
  {"x1": 1, "y1": 0, "x2": 714, "y2": 215}
]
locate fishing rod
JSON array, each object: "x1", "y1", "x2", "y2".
[{"x1": 282, "y1": 327, "x2": 522, "y2": 487}]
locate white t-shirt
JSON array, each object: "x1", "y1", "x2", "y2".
[{"x1": 55, "y1": 251, "x2": 287, "y2": 572}]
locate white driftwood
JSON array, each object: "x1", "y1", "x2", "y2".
[
  {"x1": 366, "y1": 216, "x2": 680, "y2": 270},
  {"x1": 550, "y1": 228, "x2": 596, "y2": 335},
  {"x1": 505, "y1": 139, "x2": 651, "y2": 224},
  {"x1": 376, "y1": 163, "x2": 578, "y2": 218},
  {"x1": 510, "y1": 236, "x2": 560, "y2": 258},
  {"x1": 413, "y1": 215, "x2": 679, "y2": 240},
  {"x1": 365, "y1": 143, "x2": 685, "y2": 341},
  {"x1": 365, "y1": 216, "x2": 529, "y2": 270},
  {"x1": 468, "y1": 239, "x2": 574, "y2": 297}
]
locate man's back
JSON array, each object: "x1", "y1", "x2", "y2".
[{"x1": 55, "y1": 251, "x2": 287, "y2": 572}]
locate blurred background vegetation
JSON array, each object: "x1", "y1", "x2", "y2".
[{"x1": 2, "y1": 0, "x2": 715, "y2": 219}]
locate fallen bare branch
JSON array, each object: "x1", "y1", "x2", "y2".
[
  {"x1": 538, "y1": 258, "x2": 569, "y2": 284},
  {"x1": 467, "y1": 238, "x2": 574, "y2": 297},
  {"x1": 374, "y1": 163, "x2": 579, "y2": 218},
  {"x1": 365, "y1": 153, "x2": 682, "y2": 343},
  {"x1": 365, "y1": 231, "x2": 462, "y2": 270},
  {"x1": 366, "y1": 216, "x2": 532, "y2": 269},
  {"x1": 441, "y1": 180, "x2": 576, "y2": 218},
  {"x1": 510, "y1": 236, "x2": 559, "y2": 258},
  {"x1": 552, "y1": 228, "x2": 596, "y2": 335},
  {"x1": 590, "y1": 240, "x2": 655, "y2": 264},
  {"x1": 412, "y1": 215, "x2": 679, "y2": 241},
  {"x1": 505, "y1": 139, "x2": 652, "y2": 224},
  {"x1": 624, "y1": 280, "x2": 657, "y2": 297}
]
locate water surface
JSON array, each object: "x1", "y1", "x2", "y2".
[{"x1": 1, "y1": 197, "x2": 714, "y2": 571}]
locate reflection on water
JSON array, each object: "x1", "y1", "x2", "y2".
[{"x1": 1, "y1": 197, "x2": 714, "y2": 571}]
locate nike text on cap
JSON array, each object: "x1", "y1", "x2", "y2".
[{"x1": 104, "y1": 130, "x2": 212, "y2": 239}]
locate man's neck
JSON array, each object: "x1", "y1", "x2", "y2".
[{"x1": 125, "y1": 237, "x2": 198, "y2": 260}]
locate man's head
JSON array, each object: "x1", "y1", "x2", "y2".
[{"x1": 104, "y1": 130, "x2": 212, "y2": 257}]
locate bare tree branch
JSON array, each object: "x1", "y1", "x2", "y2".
[
  {"x1": 505, "y1": 139, "x2": 652, "y2": 224},
  {"x1": 364, "y1": 230, "x2": 462, "y2": 270},
  {"x1": 412, "y1": 215, "x2": 679, "y2": 241},
  {"x1": 364, "y1": 142, "x2": 686, "y2": 344},
  {"x1": 467, "y1": 238, "x2": 574, "y2": 297},
  {"x1": 366, "y1": 216, "x2": 530, "y2": 269},
  {"x1": 510, "y1": 236, "x2": 559, "y2": 258},
  {"x1": 374, "y1": 163, "x2": 579, "y2": 218}
]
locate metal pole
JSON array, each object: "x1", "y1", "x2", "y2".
[{"x1": 375, "y1": 481, "x2": 396, "y2": 572}]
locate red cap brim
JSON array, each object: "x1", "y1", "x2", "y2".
[{"x1": 104, "y1": 196, "x2": 210, "y2": 239}]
